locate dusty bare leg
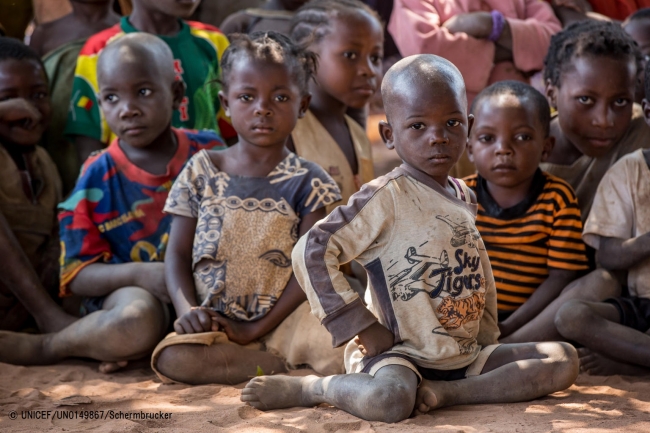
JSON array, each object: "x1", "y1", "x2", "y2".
[
  {"x1": 556, "y1": 299, "x2": 650, "y2": 373},
  {"x1": 416, "y1": 342, "x2": 578, "y2": 413},
  {"x1": 0, "y1": 213, "x2": 76, "y2": 332},
  {"x1": 155, "y1": 342, "x2": 288, "y2": 385},
  {"x1": 0, "y1": 287, "x2": 166, "y2": 365},
  {"x1": 241, "y1": 365, "x2": 418, "y2": 423},
  {"x1": 501, "y1": 270, "x2": 621, "y2": 343}
]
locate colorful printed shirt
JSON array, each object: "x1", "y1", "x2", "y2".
[
  {"x1": 464, "y1": 171, "x2": 589, "y2": 312},
  {"x1": 58, "y1": 128, "x2": 224, "y2": 296},
  {"x1": 164, "y1": 151, "x2": 341, "y2": 321},
  {"x1": 293, "y1": 164, "x2": 500, "y2": 371},
  {"x1": 65, "y1": 17, "x2": 236, "y2": 145}
]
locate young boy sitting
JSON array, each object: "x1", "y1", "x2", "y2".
[
  {"x1": 240, "y1": 54, "x2": 579, "y2": 423},
  {"x1": 463, "y1": 81, "x2": 589, "y2": 343},
  {"x1": 554, "y1": 62, "x2": 650, "y2": 377},
  {"x1": 0, "y1": 33, "x2": 224, "y2": 372},
  {"x1": 65, "y1": 0, "x2": 236, "y2": 163},
  {"x1": 0, "y1": 37, "x2": 74, "y2": 333}
]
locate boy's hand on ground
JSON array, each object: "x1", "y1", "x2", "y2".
[
  {"x1": 355, "y1": 322, "x2": 394, "y2": 358},
  {"x1": 0, "y1": 98, "x2": 42, "y2": 128},
  {"x1": 174, "y1": 307, "x2": 218, "y2": 334},
  {"x1": 211, "y1": 314, "x2": 259, "y2": 345},
  {"x1": 443, "y1": 12, "x2": 493, "y2": 39},
  {"x1": 134, "y1": 263, "x2": 170, "y2": 303}
]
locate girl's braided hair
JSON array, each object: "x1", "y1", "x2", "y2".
[
  {"x1": 220, "y1": 31, "x2": 318, "y2": 95},
  {"x1": 290, "y1": 0, "x2": 382, "y2": 46},
  {"x1": 543, "y1": 20, "x2": 641, "y2": 87}
]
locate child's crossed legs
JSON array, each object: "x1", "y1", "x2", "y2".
[{"x1": 241, "y1": 342, "x2": 578, "y2": 423}]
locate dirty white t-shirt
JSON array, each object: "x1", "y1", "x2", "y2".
[{"x1": 583, "y1": 149, "x2": 650, "y2": 298}]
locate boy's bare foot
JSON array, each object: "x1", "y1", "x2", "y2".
[
  {"x1": 0, "y1": 331, "x2": 58, "y2": 365},
  {"x1": 98, "y1": 361, "x2": 128, "y2": 374},
  {"x1": 578, "y1": 348, "x2": 650, "y2": 376},
  {"x1": 414, "y1": 379, "x2": 442, "y2": 413},
  {"x1": 240, "y1": 375, "x2": 318, "y2": 410}
]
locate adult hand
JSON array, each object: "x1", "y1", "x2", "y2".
[
  {"x1": 211, "y1": 314, "x2": 261, "y2": 345},
  {"x1": 355, "y1": 321, "x2": 395, "y2": 357},
  {"x1": 443, "y1": 12, "x2": 493, "y2": 39},
  {"x1": 135, "y1": 262, "x2": 171, "y2": 304},
  {"x1": 0, "y1": 98, "x2": 42, "y2": 128},
  {"x1": 174, "y1": 307, "x2": 218, "y2": 334}
]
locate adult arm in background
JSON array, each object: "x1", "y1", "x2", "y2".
[{"x1": 388, "y1": 0, "x2": 561, "y2": 95}]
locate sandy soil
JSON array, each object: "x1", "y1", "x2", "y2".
[{"x1": 1, "y1": 360, "x2": 649, "y2": 433}]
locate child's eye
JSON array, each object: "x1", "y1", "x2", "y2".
[
  {"x1": 105, "y1": 94, "x2": 118, "y2": 103},
  {"x1": 139, "y1": 88, "x2": 152, "y2": 96},
  {"x1": 275, "y1": 95, "x2": 289, "y2": 102},
  {"x1": 238, "y1": 94, "x2": 253, "y2": 102},
  {"x1": 478, "y1": 134, "x2": 493, "y2": 143},
  {"x1": 613, "y1": 98, "x2": 629, "y2": 107},
  {"x1": 370, "y1": 54, "x2": 383, "y2": 65},
  {"x1": 577, "y1": 96, "x2": 593, "y2": 105},
  {"x1": 515, "y1": 134, "x2": 532, "y2": 141},
  {"x1": 32, "y1": 92, "x2": 47, "y2": 100},
  {"x1": 446, "y1": 119, "x2": 461, "y2": 127},
  {"x1": 344, "y1": 52, "x2": 358, "y2": 60},
  {"x1": 410, "y1": 122, "x2": 425, "y2": 130}
]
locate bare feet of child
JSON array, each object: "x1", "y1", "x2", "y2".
[
  {"x1": 241, "y1": 375, "x2": 318, "y2": 410},
  {"x1": 578, "y1": 348, "x2": 650, "y2": 376},
  {"x1": 0, "y1": 331, "x2": 58, "y2": 365},
  {"x1": 98, "y1": 361, "x2": 128, "y2": 374},
  {"x1": 414, "y1": 380, "x2": 442, "y2": 414}
]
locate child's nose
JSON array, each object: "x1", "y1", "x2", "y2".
[
  {"x1": 494, "y1": 140, "x2": 513, "y2": 155},
  {"x1": 591, "y1": 105, "x2": 615, "y2": 128},
  {"x1": 358, "y1": 56, "x2": 377, "y2": 77},
  {"x1": 428, "y1": 128, "x2": 449, "y2": 145},
  {"x1": 254, "y1": 101, "x2": 272, "y2": 116},
  {"x1": 119, "y1": 101, "x2": 141, "y2": 119}
]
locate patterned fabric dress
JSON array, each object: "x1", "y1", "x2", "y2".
[{"x1": 164, "y1": 150, "x2": 341, "y2": 321}]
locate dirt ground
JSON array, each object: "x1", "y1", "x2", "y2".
[{"x1": 1, "y1": 360, "x2": 649, "y2": 433}]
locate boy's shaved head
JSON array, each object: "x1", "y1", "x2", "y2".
[
  {"x1": 382, "y1": 54, "x2": 467, "y2": 122},
  {"x1": 97, "y1": 33, "x2": 175, "y2": 86}
]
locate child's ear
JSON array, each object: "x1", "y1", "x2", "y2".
[
  {"x1": 171, "y1": 81, "x2": 186, "y2": 110},
  {"x1": 540, "y1": 135, "x2": 555, "y2": 162},
  {"x1": 545, "y1": 79, "x2": 558, "y2": 110},
  {"x1": 298, "y1": 93, "x2": 311, "y2": 119},
  {"x1": 642, "y1": 98, "x2": 650, "y2": 126},
  {"x1": 378, "y1": 120, "x2": 394, "y2": 150},
  {"x1": 218, "y1": 90, "x2": 230, "y2": 117},
  {"x1": 466, "y1": 113, "x2": 475, "y2": 138},
  {"x1": 466, "y1": 139, "x2": 475, "y2": 163}
]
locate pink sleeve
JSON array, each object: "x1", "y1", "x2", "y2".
[
  {"x1": 388, "y1": 0, "x2": 495, "y2": 95},
  {"x1": 506, "y1": 0, "x2": 561, "y2": 73}
]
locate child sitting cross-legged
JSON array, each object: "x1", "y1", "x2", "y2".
[
  {"x1": 463, "y1": 81, "x2": 590, "y2": 343},
  {"x1": 0, "y1": 33, "x2": 224, "y2": 372},
  {"x1": 240, "y1": 55, "x2": 579, "y2": 423},
  {"x1": 151, "y1": 32, "x2": 345, "y2": 385},
  {"x1": 554, "y1": 61, "x2": 650, "y2": 377}
]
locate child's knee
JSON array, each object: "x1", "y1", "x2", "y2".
[
  {"x1": 103, "y1": 291, "x2": 166, "y2": 356},
  {"x1": 362, "y1": 382, "x2": 414, "y2": 423},
  {"x1": 555, "y1": 299, "x2": 591, "y2": 339},
  {"x1": 547, "y1": 342, "x2": 579, "y2": 387}
]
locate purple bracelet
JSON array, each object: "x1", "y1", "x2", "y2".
[{"x1": 488, "y1": 10, "x2": 505, "y2": 42}]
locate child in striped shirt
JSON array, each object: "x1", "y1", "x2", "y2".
[{"x1": 464, "y1": 81, "x2": 589, "y2": 343}]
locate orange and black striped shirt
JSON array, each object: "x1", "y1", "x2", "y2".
[{"x1": 464, "y1": 170, "x2": 589, "y2": 312}]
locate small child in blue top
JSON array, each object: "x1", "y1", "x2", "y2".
[{"x1": 152, "y1": 32, "x2": 343, "y2": 385}]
